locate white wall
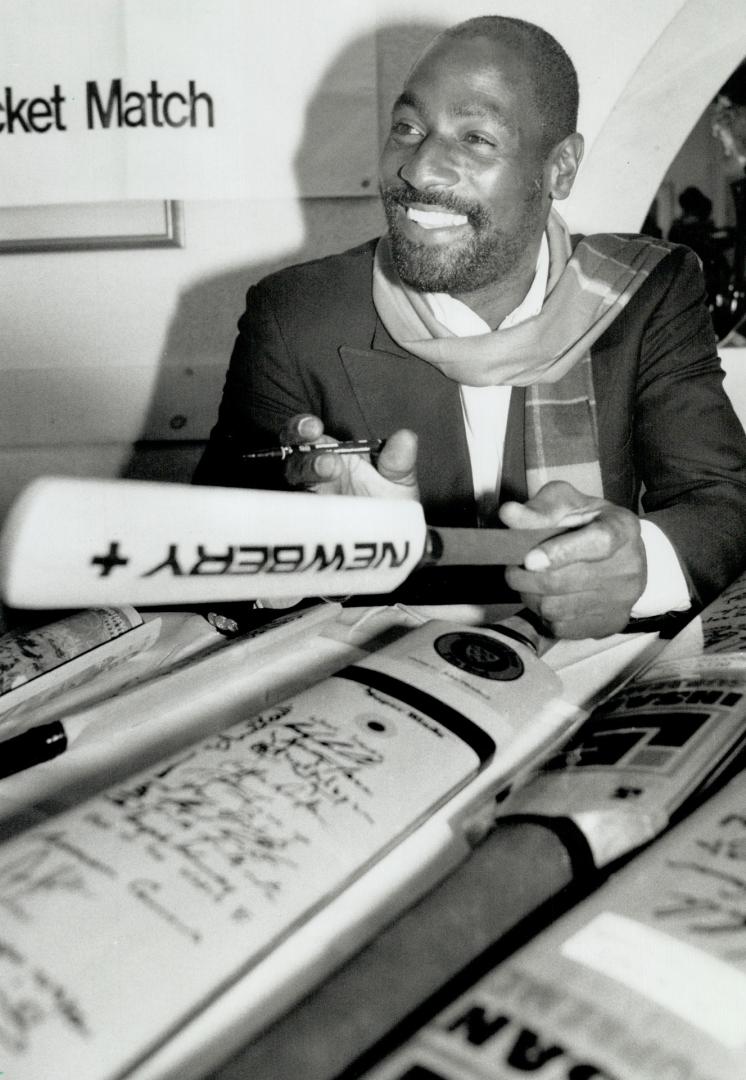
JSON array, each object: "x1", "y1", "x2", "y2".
[{"x1": 1, "y1": 0, "x2": 745, "y2": 522}]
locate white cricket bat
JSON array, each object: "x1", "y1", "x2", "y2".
[{"x1": 0, "y1": 477, "x2": 560, "y2": 608}]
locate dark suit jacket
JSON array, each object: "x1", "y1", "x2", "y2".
[{"x1": 195, "y1": 238, "x2": 746, "y2": 608}]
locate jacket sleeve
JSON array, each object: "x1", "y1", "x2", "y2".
[
  {"x1": 634, "y1": 247, "x2": 746, "y2": 606},
  {"x1": 193, "y1": 281, "x2": 315, "y2": 489}
]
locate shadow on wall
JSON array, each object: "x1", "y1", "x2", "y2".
[{"x1": 122, "y1": 19, "x2": 443, "y2": 484}]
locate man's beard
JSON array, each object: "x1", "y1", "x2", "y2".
[{"x1": 380, "y1": 182, "x2": 542, "y2": 294}]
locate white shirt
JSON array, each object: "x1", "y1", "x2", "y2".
[{"x1": 422, "y1": 237, "x2": 690, "y2": 618}]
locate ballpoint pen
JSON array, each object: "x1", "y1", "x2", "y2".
[{"x1": 241, "y1": 438, "x2": 384, "y2": 461}]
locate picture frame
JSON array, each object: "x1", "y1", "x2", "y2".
[{"x1": 0, "y1": 200, "x2": 184, "y2": 253}]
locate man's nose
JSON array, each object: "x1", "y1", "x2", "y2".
[{"x1": 398, "y1": 135, "x2": 459, "y2": 191}]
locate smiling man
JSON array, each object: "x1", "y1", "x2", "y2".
[{"x1": 195, "y1": 15, "x2": 746, "y2": 639}]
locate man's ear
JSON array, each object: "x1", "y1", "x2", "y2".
[{"x1": 546, "y1": 132, "x2": 584, "y2": 201}]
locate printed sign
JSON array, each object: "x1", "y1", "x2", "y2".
[{"x1": 0, "y1": 0, "x2": 378, "y2": 205}]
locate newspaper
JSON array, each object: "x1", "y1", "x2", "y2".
[
  {"x1": 499, "y1": 570, "x2": 746, "y2": 867},
  {"x1": 363, "y1": 770, "x2": 746, "y2": 1080},
  {"x1": 0, "y1": 607, "x2": 158, "y2": 739}
]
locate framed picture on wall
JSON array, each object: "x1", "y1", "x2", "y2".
[{"x1": 0, "y1": 200, "x2": 184, "y2": 253}]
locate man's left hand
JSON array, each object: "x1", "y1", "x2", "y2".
[{"x1": 500, "y1": 481, "x2": 646, "y2": 639}]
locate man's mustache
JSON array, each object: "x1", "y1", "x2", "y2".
[{"x1": 380, "y1": 183, "x2": 487, "y2": 227}]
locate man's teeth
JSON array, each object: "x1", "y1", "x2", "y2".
[{"x1": 406, "y1": 207, "x2": 468, "y2": 229}]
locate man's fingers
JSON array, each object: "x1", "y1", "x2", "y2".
[
  {"x1": 280, "y1": 413, "x2": 338, "y2": 486},
  {"x1": 376, "y1": 429, "x2": 419, "y2": 487},
  {"x1": 523, "y1": 507, "x2": 640, "y2": 571},
  {"x1": 507, "y1": 558, "x2": 642, "y2": 601},
  {"x1": 514, "y1": 582, "x2": 637, "y2": 639},
  {"x1": 524, "y1": 517, "x2": 619, "y2": 571},
  {"x1": 310, "y1": 452, "x2": 339, "y2": 479},
  {"x1": 507, "y1": 562, "x2": 600, "y2": 595},
  {"x1": 499, "y1": 500, "x2": 548, "y2": 530},
  {"x1": 499, "y1": 480, "x2": 601, "y2": 529},
  {"x1": 280, "y1": 413, "x2": 324, "y2": 445},
  {"x1": 285, "y1": 447, "x2": 341, "y2": 487},
  {"x1": 516, "y1": 589, "x2": 634, "y2": 639},
  {"x1": 278, "y1": 420, "x2": 418, "y2": 496}
]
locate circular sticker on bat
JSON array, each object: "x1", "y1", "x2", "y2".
[{"x1": 434, "y1": 632, "x2": 524, "y2": 681}]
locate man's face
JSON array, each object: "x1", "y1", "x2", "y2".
[{"x1": 380, "y1": 34, "x2": 551, "y2": 294}]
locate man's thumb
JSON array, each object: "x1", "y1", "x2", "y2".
[{"x1": 376, "y1": 429, "x2": 419, "y2": 488}]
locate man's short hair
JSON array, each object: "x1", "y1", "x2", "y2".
[{"x1": 440, "y1": 16, "x2": 579, "y2": 152}]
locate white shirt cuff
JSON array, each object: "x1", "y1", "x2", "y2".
[{"x1": 632, "y1": 519, "x2": 692, "y2": 618}]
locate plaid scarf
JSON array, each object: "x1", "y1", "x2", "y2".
[{"x1": 372, "y1": 208, "x2": 671, "y2": 498}]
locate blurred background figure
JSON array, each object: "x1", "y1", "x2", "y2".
[
  {"x1": 668, "y1": 185, "x2": 734, "y2": 320},
  {"x1": 711, "y1": 84, "x2": 746, "y2": 342}
]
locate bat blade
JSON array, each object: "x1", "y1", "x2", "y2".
[{"x1": 0, "y1": 477, "x2": 427, "y2": 608}]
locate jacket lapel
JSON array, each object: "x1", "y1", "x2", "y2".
[{"x1": 338, "y1": 319, "x2": 478, "y2": 525}]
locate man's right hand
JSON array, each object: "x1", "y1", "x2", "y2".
[{"x1": 281, "y1": 414, "x2": 420, "y2": 500}]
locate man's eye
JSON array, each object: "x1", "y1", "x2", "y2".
[
  {"x1": 465, "y1": 132, "x2": 496, "y2": 148},
  {"x1": 391, "y1": 120, "x2": 423, "y2": 139}
]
